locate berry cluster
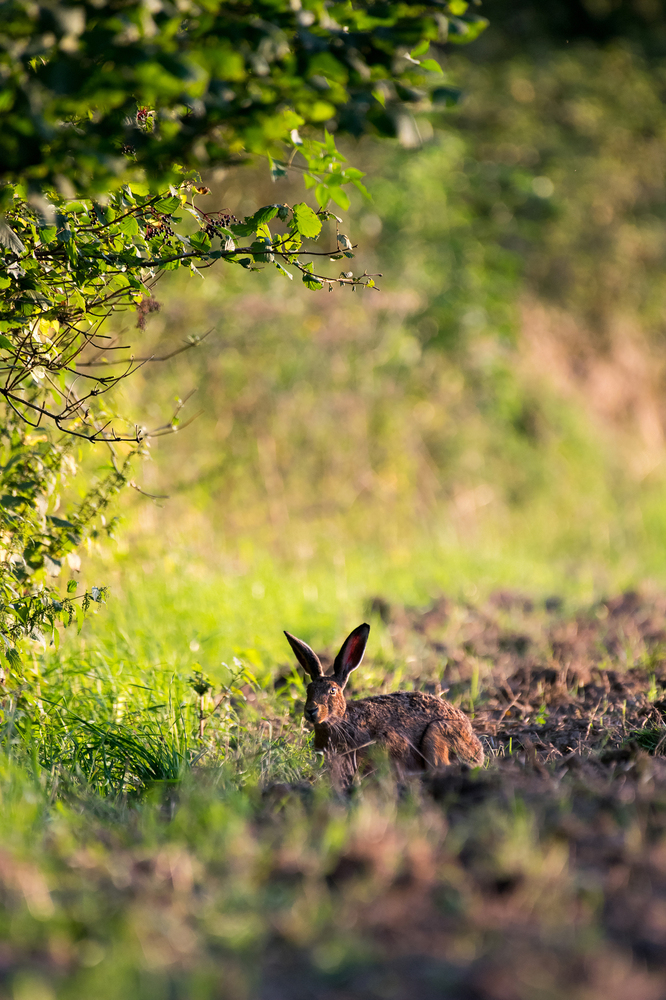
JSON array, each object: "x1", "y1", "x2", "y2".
[
  {"x1": 144, "y1": 216, "x2": 174, "y2": 242},
  {"x1": 202, "y1": 211, "x2": 239, "y2": 239}
]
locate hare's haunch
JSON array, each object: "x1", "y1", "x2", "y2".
[{"x1": 284, "y1": 623, "x2": 483, "y2": 782}]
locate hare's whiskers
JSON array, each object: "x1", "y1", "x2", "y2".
[
  {"x1": 337, "y1": 739, "x2": 375, "y2": 757},
  {"x1": 337, "y1": 717, "x2": 363, "y2": 749}
]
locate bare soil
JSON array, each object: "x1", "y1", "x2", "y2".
[{"x1": 261, "y1": 589, "x2": 666, "y2": 1000}]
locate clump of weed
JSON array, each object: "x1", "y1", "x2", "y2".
[{"x1": 628, "y1": 726, "x2": 666, "y2": 755}]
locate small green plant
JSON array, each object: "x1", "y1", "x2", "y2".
[
  {"x1": 189, "y1": 666, "x2": 213, "y2": 741},
  {"x1": 647, "y1": 674, "x2": 660, "y2": 702},
  {"x1": 534, "y1": 703, "x2": 548, "y2": 726},
  {"x1": 628, "y1": 727, "x2": 666, "y2": 755}
]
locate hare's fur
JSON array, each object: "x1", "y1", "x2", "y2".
[{"x1": 284, "y1": 623, "x2": 483, "y2": 783}]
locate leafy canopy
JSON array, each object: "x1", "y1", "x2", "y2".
[{"x1": 0, "y1": 0, "x2": 486, "y2": 204}]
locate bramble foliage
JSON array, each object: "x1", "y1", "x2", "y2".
[
  {"x1": 1, "y1": 178, "x2": 377, "y2": 443},
  {"x1": 0, "y1": 418, "x2": 118, "y2": 660}
]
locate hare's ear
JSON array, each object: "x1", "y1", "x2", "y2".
[
  {"x1": 284, "y1": 631, "x2": 324, "y2": 679},
  {"x1": 333, "y1": 623, "x2": 370, "y2": 690}
]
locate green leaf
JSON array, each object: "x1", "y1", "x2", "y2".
[
  {"x1": 47, "y1": 516, "x2": 74, "y2": 528},
  {"x1": 189, "y1": 231, "x2": 212, "y2": 253},
  {"x1": 0, "y1": 334, "x2": 12, "y2": 349},
  {"x1": 269, "y1": 156, "x2": 288, "y2": 181},
  {"x1": 61, "y1": 201, "x2": 87, "y2": 214},
  {"x1": 421, "y1": 59, "x2": 444, "y2": 75},
  {"x1": 153, "y1": 195, "x2": 181, "y2": 214},
  {"x1": 329, "y1": 187, "x2": 350, "y2": 211},
  {"x1": 411, "y1": 39, "x2": 430, "y2": 57},
  {"x1": 308, "y1": 52, "x2": 348, "y2": 85},
  {"x1": 281, "y1": 234, "x2": 302, "y2": 254},
  {"x1": 448, "y1": 17, "x2": 488, "y2": 43},
  {"x1": 292, "y1": 204, "x2": 322, "y2": 239},
  {"x1": 56, "y1": 221, "x2": 72, "y2": 243},
  {"x1": 39, "y1": 227, "x2": 57, "y2": 244},
  {"x1": 306, "y1": 100, "x2": 335, "y2": 122},
  {"x1": 117, "y1": 215, "x2": 140, "y2": 236},
  {"x1": 302, "y1": 261, "x2": 323, "y2": 291},
  {"x1": 230, "y1": 222, "x2": 256, "y2": 238},
  {"x1": 5, "y1": 648, "x2": 21, "y2": 671},
  {"x1": 274, "y1": 262, "x2": 293, "y2": 280},
  {"x1": 248, "y1": 205, "x2": 279, "y2": 227},
  {"x1": 94, "y1": 204, "x2": 114, "y2": 225},
  {"x1": 69, "y1": 288, "x2": 86, "y2": 311},
  {"x1": 249, "y1": 239, "x2": 274, "y2": 263}
]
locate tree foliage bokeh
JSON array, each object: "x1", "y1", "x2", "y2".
[{"x1": 1, "y1": 0, "x2": 486, "y2": 200}]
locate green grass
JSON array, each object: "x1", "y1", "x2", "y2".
[
  {"x1": 1, "y1": 544, "x2": 666, "y2": 997},
  {"x1": 629, "y1": 726, "x2": 666, "y2": 755}
]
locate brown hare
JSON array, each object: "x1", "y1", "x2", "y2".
[{"x1": 284, "y1": 623, "x2": 484, "y2": 784}]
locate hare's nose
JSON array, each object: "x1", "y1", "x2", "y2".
[{"x1": 304, "y1": 706, "x2": 319, "y2": 722}]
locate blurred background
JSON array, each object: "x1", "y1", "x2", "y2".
[{"x1": 86, "y1": 0, "x2": 666, "y2": 670}]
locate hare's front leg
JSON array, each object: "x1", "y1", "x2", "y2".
[
  {"x1": 420, "y1": 720, "x2": 452, "y2": 769},
  {"x1": 327, "y1": 747, "x2": 357, "y2": 790}
]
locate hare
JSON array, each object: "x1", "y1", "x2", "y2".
[{"x1": 284, "y1": 622, "x2": 484, "y2": 784}]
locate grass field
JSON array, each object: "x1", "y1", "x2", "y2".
[{"x1": 4, "y1": 569, "x2": 666, "y2": 1000}]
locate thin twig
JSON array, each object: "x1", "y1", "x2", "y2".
[{"x1": 76, "y1": 329, "x2": 213, "y2": 366}]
